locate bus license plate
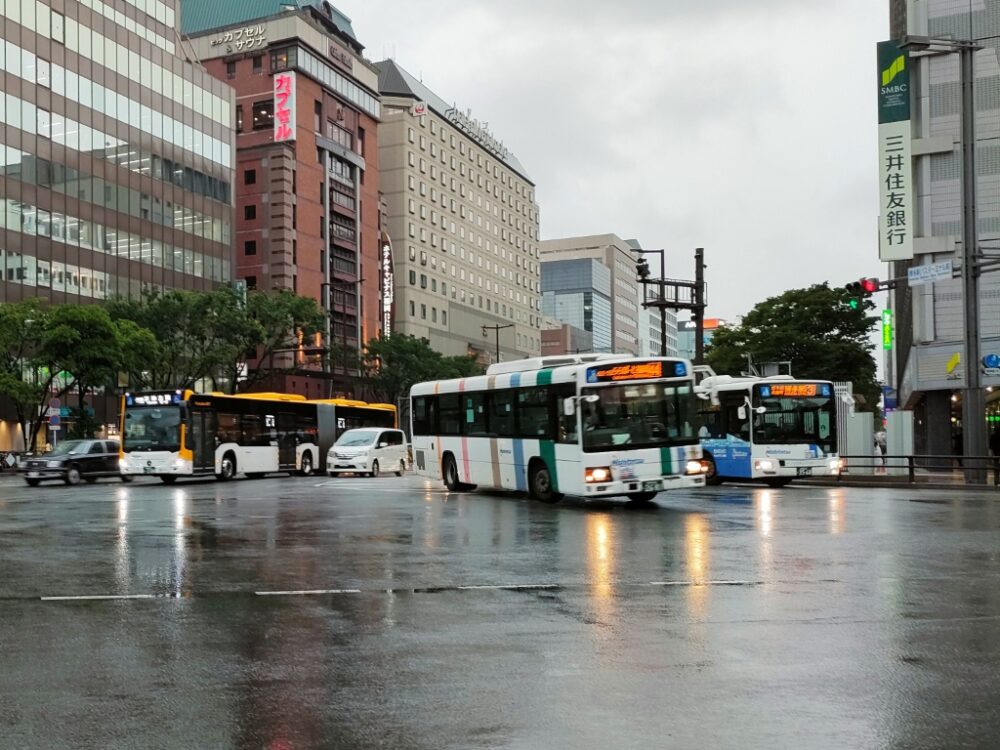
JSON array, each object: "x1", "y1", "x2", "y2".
[
  {"x1": 143, "y1": 466, "x2": 156, "y2": 474},
  {"x1": 797, "y1": 467, "x2": 812, "y2": 476},
  {"x1": 642, "y1": 480, "x2": 663, "y2": 492}
]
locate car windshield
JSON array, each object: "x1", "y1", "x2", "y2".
[
  {"x1": 335, "y1": 430, "x2": 378, "y2": 447},
  {"x1": 580, "y1": 382, "x2": 697, "y2": 452},
  {"x1": 48, "y1": 440, "x2": 86, "y2": 456},
  {"x1": 123, "y1": 405, "x2": 182, "y2": 452}
]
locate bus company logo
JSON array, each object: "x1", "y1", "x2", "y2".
[
  {"x1": 611, "y1": 458, "x2": 645, "y2": 467},
  {"x1": 765, "y1": 449, "x2": 792, "y2": 456}
]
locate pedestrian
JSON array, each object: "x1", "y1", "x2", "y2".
[{"x1": 874, "y1": 430, "x2": 887, "y2": 466}]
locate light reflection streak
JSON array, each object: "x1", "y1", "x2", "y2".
[
  {"x1": 754, "y1": 490, "x2": 774, "y2": 573},
  {"x1": 684, "y1": 514, "x2": 711, "y2": 619},
  {"x1": 115, "y1": 491, "x2": 130, "y2": 590},
  {"x1": 585, "y1": 513, "x2": 615, "y2": 627},
  {"x1": 828, "y1": 490, "x2": 845, "y2": 535},
  {"x1": 172, "y1": 489, "x2": 188, "y2": 597}
]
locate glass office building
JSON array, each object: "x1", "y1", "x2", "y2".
[
  {"x1": 541, "y1": 258, "x2": 612, "y2": 352},
  {"x1": 0, "y1": 0, "x2": 236, "y2": 304}
]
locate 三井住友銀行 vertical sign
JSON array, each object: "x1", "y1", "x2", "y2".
[{"x1": 877, "y1": 40, "x2": 913, "y2": 261}]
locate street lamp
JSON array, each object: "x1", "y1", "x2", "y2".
[
  {"x1": 900, "y1": 34, "x2": 987, "y2": 482},
  {"x1": 482, "y1": 323, "x2": 514, "y2": 363}
]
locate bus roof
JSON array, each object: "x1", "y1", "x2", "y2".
[
  {"x1": 699, "y1": 375, "x2": 834, "y2": 391},
  {"x1": 310, "y1": 399, "x2": 396, "y2": 411},
  {"x1": 411, "y1": 356, "x2": 693, "y2": 397},
  {"x1": 210, "y1": 392, "x2": 308, "y2": 402}
]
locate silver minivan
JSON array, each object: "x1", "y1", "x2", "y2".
[{"x1": 326, "y1": 428, "x2": 408, "y2": 477}]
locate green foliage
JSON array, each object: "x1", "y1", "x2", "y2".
[
  {"x1": 361, "y1": 334, "x2": 485, "y2": 404},
  {"x1": 706, "y1": 283, "x2": 880, "y2": 410}
]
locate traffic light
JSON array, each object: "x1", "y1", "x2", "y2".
[
  {"x1": 860, "y1": 277, "x2": 879, "y2": 295},
  {"x1": 636, "y1": 259, "x2": 650, "y2": 282},
  {"x1": 845, "y1": 278, "x2": 879, "y2": 310}
]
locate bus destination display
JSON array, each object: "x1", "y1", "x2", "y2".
[
  {"x1": 586, "y1": 361, "x2": 664, "y2": 383},
  {"x1": 759, "y1": 383, "x2": 832, "y2": 398}
]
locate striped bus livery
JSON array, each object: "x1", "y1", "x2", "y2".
[{"x1": 410, "y1": 355, "x2": 707, "y2": 503}]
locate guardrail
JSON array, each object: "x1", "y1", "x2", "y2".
[{"x1": 838, "y1": 453, "x2": 1000, "y2": 486}]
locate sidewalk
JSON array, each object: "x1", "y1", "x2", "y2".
[{"x1": 801, "y1": 469, "x2": 999, "y2": 491}]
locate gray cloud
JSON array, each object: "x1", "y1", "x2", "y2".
[{"x1": 341, "y1": 0, "x2": 888, "y2": 321}]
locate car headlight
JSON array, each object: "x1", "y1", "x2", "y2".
[
  {"x1": 685, "y1": 460, "x2": 706, "y2": 475},
  {"x1": 585, "y1": 466, "x2": 612, "y2": 483},
  {"x1": 46, "y1": 460, "x2": 62, "y2": 468},
  {"x1": 754, "y1": 459, "x2": 776, "y2": 474}
]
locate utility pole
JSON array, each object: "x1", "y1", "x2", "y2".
[
  {"x1": 694, "y1": 247, "x2": 706, "y2": 366},
  {"x1": 482, "y1": 323, "x2": 513, "y2": 363},
  {"x1": 633, "y1": 247, "x2": 708, "y2": 363}
]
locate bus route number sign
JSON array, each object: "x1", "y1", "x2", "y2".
[
  {"x1": 587, "y1": 361, "x2": 663, "y2": 383},
  {"x1": 765, "y1": 384, "x2": 818, "y2": 398}
]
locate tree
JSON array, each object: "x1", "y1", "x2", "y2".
[
  {"x1": 0, "y1": 300, "x2": 49, "y2": 450},
  {"x1": 360, "y1": 334, "x2": 485, "y2": 404},
  {"x1": 705, "y1": 283, "x2": 880, "y2": 410}
]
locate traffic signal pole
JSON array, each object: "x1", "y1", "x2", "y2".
[
  {"x1": 633, "y1": 247, "x2": 708, "y2": 364},
  {"x1": 694, "y1": 247, "x2": 705, "y2": 366}
]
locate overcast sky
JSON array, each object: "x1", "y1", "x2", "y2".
[{"x1": 337, "y1": 0, "x2": 889, "y2": 322}]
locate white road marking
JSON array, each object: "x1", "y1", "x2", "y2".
[
  {"x1": 456, "y1": 584, "x2": 559, "y2": 591},
  {"x1": 254, "y1": 589, "x2": 362, "y2": 596},
  {"x1": 645, "y1": 580, "x2": 764, "y2": 586},
  {"x1": 41, "y1": 594, "x2": 158, "y2": 601}
]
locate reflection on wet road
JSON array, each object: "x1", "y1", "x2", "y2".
[{"x1": 2, "y1": 475, "x2": 1000, "y2": 748}]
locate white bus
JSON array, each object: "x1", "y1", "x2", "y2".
[
  {"x1": 696, "y1": 373, "x2": 841, "y2": 486},
  {"x1": 409, "y1": 355, "x2": 707, "y2": 503},
  {"x1": 120, "y1": 390, "x2": 396, "y2": 483}
]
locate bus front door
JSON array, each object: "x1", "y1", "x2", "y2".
[{"x1": 189, "y1": 411, "x2": 216, "y2": 473}]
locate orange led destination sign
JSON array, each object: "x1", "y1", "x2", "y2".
[
  {"x1": 588, "y1": 361, "x2": 664, "y2": 383},
  {"x1": 768, "y1": 383, "x2": 817, "y2": 397}
]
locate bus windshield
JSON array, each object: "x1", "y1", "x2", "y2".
[
  {"x1": 752, "y1": 387, "x2": 836, "y2": 453},
  {"x1": 581, "y1": 382, "x2": 697, "y2": 452},
  {"x1": 123, "y1": 405, "x2": 182, "y2": 452}
]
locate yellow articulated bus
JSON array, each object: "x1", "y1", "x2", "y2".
[{"x1": 119, "y1": 390, "x2": 396, "y2": 483}]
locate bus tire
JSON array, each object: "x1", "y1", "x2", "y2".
[
  {"x1": 765, "y1": 478, "x2": 791, "y2": 488},
  {"x1": 120, "y1": 475, "x2": 133, "y2": 483},
  {"x1": 299, "y1": 453, "x2": 313, "y2": 477},
  {"x1": 704, "y1": 455, "x2": 723, "y2": 486},
  {"x1": 217, "y1": 453, "x2": 236, "y2": 482},
  {"x1": 160, "y1": 476, "x2": 177, "y2": 485},
  {"x1": 443, "y1": 454, "x2": 461, "y2": 491},
  {"x1": 529, "y1": 459, "x2": 561, "y2": 504}
]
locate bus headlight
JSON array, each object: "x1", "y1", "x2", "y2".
[
  {"x1": 119, "y1": 457, "x2": 129, "y2": 471},
  {"x1": 585, "y1": 467, "x2": 612, "y2": 483},
  {"x1": 829, "y1": 459, "x2": 842, "y2": 474},
  {"x1": 754, "y1": 459, "x2": 776, "y2": 474},
  {"x1": 685, "y1": 460, "x2": 707, "y2": 475}
]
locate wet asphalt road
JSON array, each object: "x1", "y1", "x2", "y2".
[{"x1": 1, "y1": 474, "x2": 1000, "y2": 749}]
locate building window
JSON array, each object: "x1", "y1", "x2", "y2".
[
  {"x1": 51, "y1": 11, "x2": 65, "y2": 43},
  {"x1": 252, "y1": 101, "x2": 272, "y2": 130},
  {"x1": 246, "y1": 276, "x2": 257, "y2": 290},
  {"x1": 442, "y1": 311, "x2": 448, "y2": 325},
  {"x1": 409, "y1": 270, "x2": 416, "y2": 285},
  {"x1": 358, "y1": 127, "x2": 365, "y2": 157},
  {"x1": 236, "y1": 105, "x2": 244, "y2": 131},
  {"x1": 409, "y1": 301, "x2": 415, "y2": 317},
  {"x1": 421, "y1": 304, "x2": 427, "y2": 320},
  {"x1": 226, "y1": 61, "x2": 236, "y2": 79},
  {"x1": 253, "y1": 55, "x2": 263, "y2": 75},
  {"x1": 244, "y1": 205, "x2": 256, "y2": 220},
  {"x1": 314, "y1": 100, "x2": 322, "y2": 132},
  {"x1": 432, "y1": 308, "x2": 437, "y2": 323},
  {"x1": 244, "y1": 240, "x2": 257, "y2": 256},
  {"x1": 244, "y1": 169, "x2": 256, "y2": 185}
]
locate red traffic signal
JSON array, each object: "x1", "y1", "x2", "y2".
[{"x1": 860, "y1": 278, "x2": 879, "y2": 294}]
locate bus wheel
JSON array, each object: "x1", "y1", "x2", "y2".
[
  {"x1": 299, "y1": 453, "x2": 313, "y2": 476},
  {"x1": 765, "y1": 478, "x2": 791, "y2": 488},
  {"x1": 704, "y1": 456, "x2": 723, "y2": 486},
  {"x1": 160, "y1": 476, "x2": 177, "y2": 485},
  {"x1": 120, "y1": 475, "x2": 133, "y2": 483},
  {"x1": 443, "y1": 454, "x2": 460, "y2": 491},
  {"x1": 217, "y1": 453, "x2": 236, "y2": 482},
  {"x1": 529, "y1": 460, "x2": 561, "y2": 504},
  {"x1": 627, "y1": 492, "x2": 658, "y2": 503}
]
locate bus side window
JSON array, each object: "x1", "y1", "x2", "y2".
[
  {"x1": 552, "y1": 384, "x2": 576, "y2": 443},
  {"x1": 489, "y1": 390, "x2": 515, "y2": 437},
  {"x1": 464, "y1": 392, "x2": 488, "y2": 436}
]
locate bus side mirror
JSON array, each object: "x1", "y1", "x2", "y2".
[
  {"x1": 755, "y1": 406, "x2": 767, "y2": 415},
  {"x1": 178, "y1": 403, "x2": 188, "y2": 421},
  {"x1": 737, "y1": 406, "x2": 747, "y2": 421},
  {"x1": 563, "y1": 398, "x2": 575, "y2": 417}
]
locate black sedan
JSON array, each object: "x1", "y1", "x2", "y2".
[{"x1": 20, "y1": 440, "x2": 132, "y2": 486}]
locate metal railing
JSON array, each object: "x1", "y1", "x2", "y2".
[{"x1": 838, "y1": 454, "x2": 1000, "y2": 486}]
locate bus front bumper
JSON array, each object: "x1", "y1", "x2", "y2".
[
  {"x1": 754, "y1": 458, "x2": 842, "y2": 479},
  {"x1": 583, "y1": 473, "x2": 705, "y2": 496},
  {"x1": 120, "y1": 454, "x2": 192, "y2": 476}
]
